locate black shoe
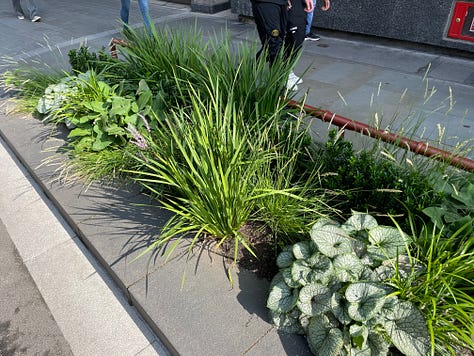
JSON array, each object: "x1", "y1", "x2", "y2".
[{"x1": 305, "y1": 32, "x2": 320, "y2": 41}]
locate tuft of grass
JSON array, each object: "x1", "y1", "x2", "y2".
[
  {"x1": 117, "y1": 23, "x2": 298, "y2": 120},
  {"x1": 253, "y1": 108, "x2": 337, "y2": 246},
  {"x1": 388, "y1": 218, "x2": 474, "y2": 355},
  {"x1": 1, "y1": 65, "x2": 64, "y2": 112},
  {"x1": 125, "y1": 80, "x2": 276, "y2": 262}
]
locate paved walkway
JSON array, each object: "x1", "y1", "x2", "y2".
[
  {"x1": 0, "y1": 137, "x2": 168, "y2": 355},
  {"x1": 1, "y1": 0, "x2": 473, "y2": 355}
]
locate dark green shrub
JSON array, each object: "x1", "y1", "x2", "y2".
[
  {"x1": 318, "y1": 130, "x2": 443, "y2": 229},
  {"x1": 68, "y1": 45, "x2": 116, "y2": 74}
]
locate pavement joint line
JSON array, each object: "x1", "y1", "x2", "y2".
[{"x1": 241, "y1": 325, "x2": 275, "y2": 355}]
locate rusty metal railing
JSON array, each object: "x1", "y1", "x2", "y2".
[{"x1": 287, "y1": 100, "x2": 474, "y2": 172}]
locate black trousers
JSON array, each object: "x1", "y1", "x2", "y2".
[{"x1": 251, "y1": 0, "x2": 306, "y2": 65}]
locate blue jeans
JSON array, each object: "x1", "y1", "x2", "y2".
[
  {"x1": 305, "y1": 0, "x2": 317, "y2": 35},
  {"x1": 120, "y1": 0, "x2": 151, "y2": 32},
  {"x1": 12, "y1": 0, "x2": 38, "y2": 19}
]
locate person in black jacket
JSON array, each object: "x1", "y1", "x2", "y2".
[{"x1": 251, "y1": 0, "x2": 314, "y2": 89}]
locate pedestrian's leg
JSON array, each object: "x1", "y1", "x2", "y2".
[
  {"x1": 251, "y1": 2, "x2": 287, "y2": 65},
  {"x1": 120, "y1": 0, "x2": 131, "y2": 24},
  {"x1": 23, "y1": 0, "x2": 38, "y2": 19},
  {"x1": 137, "y1": 0, "x2": 152, "y2": 33},
  {"x1": 285, "y1": 0, "x2": 306, "y2": 61},
  {"x1": 305, "y1": 0, "x2": 316, "y2": 35},
  {"x1": 11, "y1": 0, "x2": 25, "y2": 18}
]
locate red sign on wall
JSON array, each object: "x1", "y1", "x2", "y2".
[{"x1": 448, "y1": 1, "x2": 474, "y2": 42}]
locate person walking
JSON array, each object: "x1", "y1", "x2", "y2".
[
  {"x1": 251, "y1": 0, "x2": 314, "y2": 90},
  {"x1": 12, "y1": 0, "x2": 41, "y2": 22},
  {"x1": 120, "y1": 0, "x2": 151, "y2": 33},
  {"x1": 305, "y1": 0, "x2": 330, "y2": 41}
]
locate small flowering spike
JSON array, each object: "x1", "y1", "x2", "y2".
[
  {"x1": 126, "y1": 124, "x2": 148, "y2": 149},
  {"x1": 138, "y1": 113, "x2": 151, "y2": 132}
]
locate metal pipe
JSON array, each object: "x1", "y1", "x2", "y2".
[{"x1": 287, "y1": 100, "x2": 474, "y2": 172}]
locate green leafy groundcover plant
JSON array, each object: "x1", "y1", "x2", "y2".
[
  {"x1": 267, "y1": 213, "x2": 430, "y2": 356},
  {"x1": 37, "y1": 71, "x2": 157, "y2": 152},
  {"x1": 422, "y1": 172, "x2": 474, "y2": 237}
]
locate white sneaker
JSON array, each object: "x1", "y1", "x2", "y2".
[
  {"x1": 31, "y1": 15, "x2": 41, "y2": 22},
  {"x1": 286, "y1": 71, "x2": 303, "y2": 90},
  {"x1": 17, "y1": 15, "x2": 25, "y2": 20}
]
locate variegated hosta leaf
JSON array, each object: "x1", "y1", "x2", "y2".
[
  {"x1": 367, "y1": 226, "x2": 409, "y2": 261},
  {"x1": 378, "y1": 296, "x2": 399, "y2": 321},
  {"x1": 271, "y1": 308, "x2": 304, "y2": 334},
  {"x1": 311, "y1": 217, "x2": 339, "y2": 230},
  {"x1": 359, "y1": 267, "x2": 378, "y2": 282},
  {"x1": 349, "y1": 324, "x2": 369, "y2": 349},
  {"x1": 297, "y1": 283, "x2": 332, "y2": 316},
  {"x1": 348, "y1": 347, "x2": 371, "y2": 356},
  {"x1": 291, "y1": 260, "x2": 312, "y2": 286},
  {"x1": 367, "y1": 332, "x2": 390, "y2": 356},
  {"x1": 307, "y1": 316, "x2": 344, "y2": 356},
  {"x1": 282, "y1": 267, "x2": 302, "y2": 288},
  {"x1": 331, "y1": 292, "x2": 351, "y2": 325},
  {"x1": 299, "y1": 313, "x2": 311, "y2": 332},
  {"x1": 333, "y1": 253, "x2": 364, "y2": 282},
  {"x1": 382, "y1": 301, "x2": 430, "y2": 356},
  {"x1": 276, "y1": 249, "x2": 295, "y2": 269},
  {"x1": 291, "y1": 255, "x2": 334, "y2": 287},
  {"x1": 307, "y1": 253, "x2": 334, "y2": 285},
  {"x1": 342, "y1": 213, "x2": 378, "y2": 232},
  {"x1": 267, "y1": 280, "x2": 298, "y2": 313},
  {"x1": 292, "y1": 240, "x2": 313, "y2": 260},
  {"x1": 345, "y1": 282, "x2": 387, "y2": 322},
  {"x1": 269, "y1": 272, "x2": 285, "y2": 289},
  {"x1": 374, "y1": 264, "x2": 393, "y2": 281},
  {"x1": 376, "y1": 255, "x2": 422, "y2": 281},
  {"x1": 310, "y1": 224, "x2": 353, "y2": 258},
  {"x1": 350, "y1": 239, "x2": 367, "y2": 259}
]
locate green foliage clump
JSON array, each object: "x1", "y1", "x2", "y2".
[
  {"x1": 1, "y1": 67, "x2": 63, "y2": 112},
  {"x1": 267, "y1": 213, "x2": 430, "y2": 356},
  {"x1": 422, "y1": 172, "x2": 474, "y2": 237},
  {"x1": 390, "y1": 217, "x2": 474, "y2": 355},
  {"x1": 319, "y1": 129, "x2": 442, "y2": 228},
  {"x1": 37, "y1": 71, "x2": 160, "y2": 152},
  {"x1": 68, "y1": 45, "x2": 114, "y2": 74},
  {"x1": 118, "y1": 24, "x2": 297, "y2": 123}
]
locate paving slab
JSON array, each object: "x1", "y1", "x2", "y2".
[
  {"x1": 25, "y1": 238, "x2": 161, "y2": 356},
  {"x1": 129, "y1": 245, "x2": 310, "y2": 356},
  {"x1": 0, "y1": 219, "x2": 73, "y2": 356}
]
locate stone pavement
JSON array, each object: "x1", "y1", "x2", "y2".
[
  {"x1": 0, "y1": 137, "x2": 169, "y2": 355},
  {"x1": 1, "y1": 0, "x2": 473, "y2": 355},
  {"x1": 0, "y1": 216, "x2": 73, "y2": 355}
]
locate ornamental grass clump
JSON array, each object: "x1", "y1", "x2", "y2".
[
  {"x1": 267, "y1": 213, "x2": 430, "y2": 356},
  {"x1": 117, "y1": 23, "x2": 297, "y2": 122},
  {"x1": 389, "y1": 216, "x2": 474, "y2": 355},
  {"x1": 125, "y1": 80, "x2": 274, "y2": 263}
]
